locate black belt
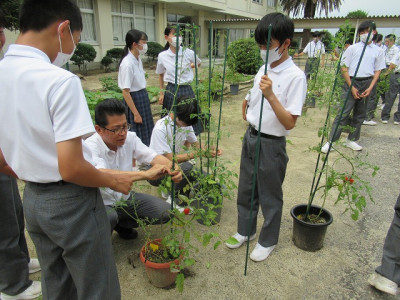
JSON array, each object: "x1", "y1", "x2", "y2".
[
  {"x1": 249, "y1": 127, "x2": 283, "y2": 140},
  {"x1": 29, "y1": 180, "x2": 69, "y2": 187},
  {"x1": 395, "y1": 72, "x2": 400, "y2": 75},
  {"x1": 167, "y1": 82, "x2": 190, "y2": 86},
  {"x1": 350, "y1": 76, "x2": 373, "y2": 81}
]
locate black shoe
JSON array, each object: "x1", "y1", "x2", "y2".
[{"x1": 115, "y1": 226, "x2": 138, "y2": 240}]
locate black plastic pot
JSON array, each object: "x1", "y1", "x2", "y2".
[
  {"x1": 290, "y1": 204, "x2": 333, "y2": 252},
  {"x1": 230, "y1": 84, "x2": 239, "y2": 95},
  {"x1": 190, "y1": 183, "x2": 223, "y2": 226}
]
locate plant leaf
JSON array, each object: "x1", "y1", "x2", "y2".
[{"x1": 176, "y1": 273, "x2": 184, "y2": 293}]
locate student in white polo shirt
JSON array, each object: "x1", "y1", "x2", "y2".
[
  {"x1": 381, "y1": 52, "x2": 400, "y2": 124},
  {"x1": 294, "y1": 31, "x2": 325, "y2": 80},
  {"x1": 156, "y1": 26, "x2": 202, "y2": 135},
  {"x1": 118, "y1": 29, "x2": 154, "y2": 146},
  {"x1": 0, "y1": 1, "x2": 137, "y2": 299},
  {"x1": 150, "y1": 96, "x2": 221, "y2": 202},
  {"x1": 86, "y1": 98, "x2": 182, "y2": 239},
  {"x1": 321, "y1": 20, "x2": 386, "y2": 152},
  {"x1": 225, "y1": 13, "x2": 306, "y2": 262},
  {"x1": 0, "y1": 10, "x2": 42, "y2": 300}
]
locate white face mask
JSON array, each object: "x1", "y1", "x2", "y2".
[
  {"x1": 52, "y1": 23, "x2": 77, "y2": 67},
  {"x1": 138, "y1": 43, "x2": 148, "y2": 55},
  {"x1": 170, "y1": 36, "x2": 182, "y2": 48},
  {"x1": 360, "y1": 33, "x2": 373, "y2": 44},
  {"x1": 260, "y1": 47, "x2": 282, "y2": 64}
]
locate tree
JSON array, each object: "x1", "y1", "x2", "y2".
[
  {"x1": 70, "y1": 43, "x2": 97, "y2": 75},
  {"x1": 280, "y1": 0, "x2": 342, "y2": 47},
  {"x1": 0, "y1": 0, "x2": 21, "y2": 31},
  {"x1": 346, "y1": 10, "x2": 368, "y2": 18}
]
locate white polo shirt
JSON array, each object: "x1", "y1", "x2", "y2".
[
  {"x1": 150, "y1": 116, "x2": 197, "y2": 155},
  {"x1": 118, "y1": 51, "x2": 146, "y2": 91},
  {"x1": 341, "y1": 42, "x2": 386, "y2": 77},
  {"x1": 385, "y1": 45, "x2": 400, "y2": 66},
  {"x1": 156, "y1": 48, "x2": 201, "y2": 84},
  {"x1": 390, "y1": 52, "x2": 400, "y2": 73},
  {"x1": 0, "y1": 44, "x2": 95, "y2": 182},
  {"x1": 85, "y1": 131, "x2": 157, "y2": 205},
  {"x1": 245, "y1": 57, "x2": 306, "y2": 137},
  {"x1": 303, "y1": 41, "x2": 325, "y2": 58}
]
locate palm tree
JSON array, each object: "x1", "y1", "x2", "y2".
[{"x1": 280, "y1": 0, "x2": 342, "y2": 47}]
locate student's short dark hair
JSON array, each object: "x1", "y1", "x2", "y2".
[
  {"x1": 385, "y1": 34, "x2": 396, "y2": 41},
  {"x1": 357, "y1": 20, "x2": 376, "y2": 34},
  {"x1": 345, "y1": 39, "x2": 353, "y2": 45},
  {"x1": 0, "y1": 10, "x2": 5, "y2": 28},
  {"x1": 373, "y1": 33, "x2": 383, "y2": 43},
  {"x1": 175, "y1": 96, "x2": 198, "y2": 127},
  {"x1": 312, "y1": 31, "x2": 322, "y2": 38},
  {"x1": 95, "y1": 98, "x2": 126, "y2": 127},
  {"x1": 20, "y1": 0, "x2": 83, "y2": 33},
  {"x1": 255, "y1": 13, "x2": 294, "y2": 47}
]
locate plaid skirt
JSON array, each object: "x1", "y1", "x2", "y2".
[
  {"x1": 124, "y1": 89, "x2": 154, "y2": 146},
  {"x1": 162, "y1": 83, "x2": 203, "y2": 135}
]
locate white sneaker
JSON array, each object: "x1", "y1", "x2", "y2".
[
  {"x1": 363, "y1": 120, "x2": 377, "y2": 126},
  {"x1": 225, "y1": 233, "x2": 256, "y2": 249},
  {"x1": 321, "y1": 142, "x2": 334, "y2": 154},
  {"x1": 368, "y1": 272, "x2": 398, "y2": 296},
  {"x1": 345, "y1": 140, "x2": 362, "y2": 151},
  {"x1": 249, "y1": 243, "x2": 276, "y2": 262},
  {"x1": 28, "y1": 258, "x2": 41, "y2": 274},
  {"x1": 166, "y1": 196, "x2": 191, "y2": 214},
  {"x1": 381, "y1": 120, "x2": 388, "y2": 124},
  {"x1": 1, "y1": 281, "x2": 42, "y2": 300},
  {"x1": 394, "y1": 121, "x2": 399, "y2": 125}
]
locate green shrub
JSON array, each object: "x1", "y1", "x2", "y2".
[
  {"x1": 146, "y1": 41, "x2": 164, "y2": 62},
  {"x1": 106, "y1": 48, "x2": 124, "y2": 61},
  {"x1": 71, "y1": 43, "x2": 96, "y2": 74},
  {"x1": 100, "y1": 56, "x2": 113, "y2": 72},
  {"x1": 99, "y1": 77, "x2": 121, "y2": 93},
  {"x1": 227, "y1": 38, "x2": 262, "y2": 75}
]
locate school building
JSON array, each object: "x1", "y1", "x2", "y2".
[{"x1": 4, "y1": 0, "x2": 281, "y2": 62}]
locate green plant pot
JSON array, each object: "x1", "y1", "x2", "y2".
[
  {"x1": 290, "y1": 204, "x2": 333, "y2": 252},
  {"x1": 229, "y1": 84, "x2": 239, "y2": 95},
  {"x1": 139, "y1": 239, "x2": 180, "y2": 288}
]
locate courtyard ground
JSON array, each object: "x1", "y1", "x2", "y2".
[{"x1": 23, "y1": 64, "x2": 400, "y2": 299}]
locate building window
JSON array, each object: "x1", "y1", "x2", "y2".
[
  {"x1": 252, "y1": 0, "x2": 262, "y2": 4},
  {"x1": 77, "y1": 0, "x2": 97, "y2": 42},
  {"x1": 111, "y1": 0, "x2": 156, "y2": 44},
  {"x1": 267, "y1": 0, "x2": 275, "y2": 7}
]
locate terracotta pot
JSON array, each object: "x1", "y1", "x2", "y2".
[{"x1": 139, "y1": 239, "x2": 180, "y2": 288}]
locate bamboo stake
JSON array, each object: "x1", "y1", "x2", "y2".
[{"x1": 207, "y1": 21, "x2": 213, "y2": 174}]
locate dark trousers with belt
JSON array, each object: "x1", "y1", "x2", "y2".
[
  {"x1": 24, "y1": 182, "x2": 120, "y2": 300},
  {"x1": 0, "y1": 174, "x2": 31, "y2": 296},
  {"x1": 381, "y1": 73, "x2": 400, "y2": 122},
  {"x1": 376, "y1": 192, "x2": 400, "y2": 284},
  {"x1": 329, "y1": 78, "x2": 372, "y2": 142},
  {"x1": 237, "y1": 127, "x2": 288, "y2": 247}
]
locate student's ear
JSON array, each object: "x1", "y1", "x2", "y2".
[{"x1": 57, "y1": 20, "x2": 70, "y2": 38}]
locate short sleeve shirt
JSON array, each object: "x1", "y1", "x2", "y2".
[
  {"x1": 85, "y1": 131, "x2": 157, "y2": 205},
  {"x1": 303, "y1": 41, "x2": 325, "y2": 58},
  {"x1": 386, "y1": 45, "x2": 400, "y2": 66},
  {"x1": 118, "y1": 51, "x2": 146, "y2": 91},
  {"x1": 245, "y1": 57, "x2": 307, "y2": 137},
  {"x1": 156, "y1": 48, "x2": 201, "y2": 84},
  {"x1": 390, "y1": 52, "x2": 400, "y2": 73},
  {"x1": 0, "y1": 45, "x2": 95, "y2": 182},
  {"x1": 341, "y1": 42, "x2": 386, "y2": 77},
  {"x1": 149, "y1": 116, "x2": 197, "y2": 154}
]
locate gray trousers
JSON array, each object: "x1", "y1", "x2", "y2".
[
  {"x1": 376, "y1": 193, "x2": 400, "y2": 284},
  {"x1": 0, "y1": 174, "x2": 31, "y2": 296},
  {"x1": 237, "y1": 128, "x2": 288, "y2": 247},
  {"x1": 106, "y1": 192, "x2": 171, "y2": 230},
  {"x1": 329, "y1": 79, "x2": 371, "y2": 142},
  {"x1": 366, "y1": 84, "x2": 378, "y2": 121},
  {"x1": 381, "y1": 73, "x2": 400, "y2": 122},
  {"x1": 23, "y1": 182, "x2": 120, "y2": 300}
]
